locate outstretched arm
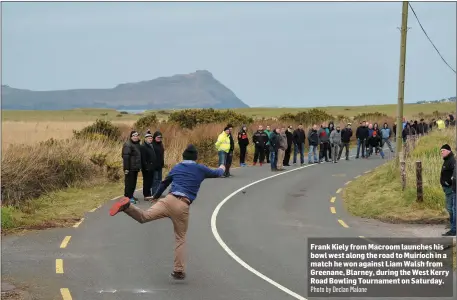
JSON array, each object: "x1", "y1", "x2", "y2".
[{"x1": 202, "y1": 164, "x2": 226, "y2": 178}]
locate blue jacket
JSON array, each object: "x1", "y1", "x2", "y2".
[
  {"x1": 153, "y1": 160, "x2": 224, "y2": 202},
  {"x1": 380, "y1": 128, "x2": 391, "y2": 139}
]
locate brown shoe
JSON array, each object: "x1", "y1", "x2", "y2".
[{"x1": 170, "y1": 271, "x2": 186, "y2": 280}]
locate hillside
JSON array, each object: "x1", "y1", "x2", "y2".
[{"x1": 1, "y1": 70, "x2": 249, "y2": 110}]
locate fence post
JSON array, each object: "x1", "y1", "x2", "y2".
[
  {"x1": 400, "y1": 152, "x2": 406, "y2": 190},
  {"x1": 416, "y1": 161, "x2": 423, "y2": 202}
]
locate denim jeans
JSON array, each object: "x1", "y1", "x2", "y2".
[
  {"x1": 443, "y1": 186, "x2": 456, "y2": 233},
  {"x1": 218, "y1": 151, "x2": 227, "y2": 165},
  {"x1": 356, "y1": 139, "x2": 366, "y2": 157},
  {"x1": 151, "y1": 168, "x2": 163, "y2": 196},
  {"x1": 270, "y1": 151, "x2": 276, "y2": 170},
  {"x1": 293, "y1": 143, "x2": 305, "y2": 164},
  {"x1": 308, "y1": 145, "x2": 318, "y2": 163}
]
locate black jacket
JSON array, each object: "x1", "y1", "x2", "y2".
[
  {"x1": 308, "y1": 129, "x2": 319, "y2": 146},
  {"x1": 367, "y1": 135, "x2": 382, "y2": 147},
  {"x1": 237, "y1": 130, "x2": 249, "y2": 146},
  {"x1": 356, "y1": 126, "x2": 369, "y2": 140},
  {"x1": 141, "y1": 142, "x2": 157, "y2": 172},
  {"x1": 228, "y1": 132, "x2": 235, "y2": 152},
  {"x1": 152, "y1": 131, "x2": 165, "y2": 169},
  {"x1": 253, "y1": 130, "x2": 268, "y2": 147},
  {"x1": 440, "y1": 152, "x2": 455, "y2": 188},
  {"x1": 285, "y1": 130, "x2": 293, "y2": 147},
  {"x1": 341, "y1": 128, "x2": 353, "y2": 143},
  {"x1": 293, "y1": 129, "x2": 306, "y2": 144},
  {"x1": 269, "y1": 132, "x2": 280, "y2": 152},
  {"x1": 122, "y1": 140, "x2": 142, "y2": 171}
]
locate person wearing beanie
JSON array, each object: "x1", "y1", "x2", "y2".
[
  {"x1": 284, "y1": 125, "x2": 294, "y2": 166},
  {"x1": 110, "y1": 144, "x2": 226, "y2": 280},
  {"x1": 215, "y1": 126, "x2": 231, "y2": 171},
  {"x1": 237, "y1": 125, "x2": 249, "y2": 167},
  {"x1": 140, "y1": 130, "x2": 157, "y2": 201},
  {"x1": 338, "y1": 123, "x2": 353, "y2": 161},
  {"x1": 122, "y1": 130, "x2": 142, "y2": 203},
  {"x1": 329, "y1": 125, "x2": 342, "y2": 163},
  {"x1": 440, "y1": 144, "x2": 456, "y2": 236}
]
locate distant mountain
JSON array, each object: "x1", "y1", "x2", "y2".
[{"x1": 1, "y1": 70, "x2": 249, "y2": 110}]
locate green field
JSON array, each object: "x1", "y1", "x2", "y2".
[{"x1": 2, "y1": 102, "x2": 455, "y2": 122}]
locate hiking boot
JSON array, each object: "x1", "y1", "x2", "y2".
[
  {"x1": 171, "y1": 271, "x2": 186, "y2": 280},
  {"x1": 109, "y1": 197, "x2": 130, "y2": 216},
  {"x1": 442, "y1": 230, "x2": 456, "y2": 236}
]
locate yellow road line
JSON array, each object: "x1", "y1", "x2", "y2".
[
  {"x1": 336, "y1": 188, "x2": 342, "y2": 194},
  {"x1": 56, "y1": 259, "x2": 64, "y2": 274},
  {"x1": 60, "y1": 288, "x2": 72, "y2": 300},
  {"x1": 344, "y1": 181, "x2": 352, "y2": 186},
  {"x1": 73, "y1": 218, "x2": 84, "y2": 228},
  {"x1": 330, "y1": 207, "x2": 336, "y2": 214},
  {"x1": 338, "y1": 219, "x2": 349, "y2": 228},
  {"x1": 60, "y1": 236, "x2": 71, "y2": 249},
  {"x1": 330, "y1": 196, "x2": 336, "y2": 203}
]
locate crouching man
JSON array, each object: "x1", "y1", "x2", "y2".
[{"x1": 109, "y1": 144, "x2": 226, "y2": 279}]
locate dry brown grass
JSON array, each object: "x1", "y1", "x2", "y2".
[{"x1": 1, "y1": 121, "x2": 134, "y2": 149}]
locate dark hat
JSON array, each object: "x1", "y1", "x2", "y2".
[
  {"x1": 183, "y1": 144, "x2": 198, "y2": 161},
  {"x1": 130, "y1": 131, "x2": 139, "y2": 137},
  {"x1": 441, "y1": 144, "x2": 452, "y2": 151}
]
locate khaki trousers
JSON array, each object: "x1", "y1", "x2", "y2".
[
  {"x1": 124, "y1": 194, "x2": 190, "y2": 272},
  {"x1": 277, "y1": 149, "x2": 285, "y2": 169}
]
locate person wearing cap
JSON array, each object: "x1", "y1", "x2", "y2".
[
  {"x1": 440, "y1": 144, "x2": 456, "y2": 236},
  {"x1": 122, "y1": 131, "x2": 142, "y2": 203},
  {"x1": 237, "y1": 125, "x2": 249, "y2": 167},
  {"x1": 215, "y1": 126, "x2": 231, "y2": 167},
  {"x1": 338, "y1": 123, "x2": 353, "y2": 160},
  {"x1": 109, "y1": 145, "x2": 226, "y2": 280},
  {"x1": 140, "y1": 130, "x2": 158, "y2": 201}
]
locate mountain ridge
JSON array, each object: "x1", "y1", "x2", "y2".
[{"x1": 1, "y1": 70, "x2": 249, "y2": 110}]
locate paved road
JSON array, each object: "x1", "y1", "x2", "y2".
[{"x1": 2, "y1": 147, "x2": 455, "y2": 300}]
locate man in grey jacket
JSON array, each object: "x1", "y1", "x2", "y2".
[
  {"x1": 277, "y1": 127, "x2": 288, "y2": 170},
  {"x1": 318, "y1": 123, "x2": 330, "y2": 163},
  {"x1": 329, "y1": 125, "x2": 342, "y2": 163}
]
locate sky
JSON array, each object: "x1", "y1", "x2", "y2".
[{"x1": 2, "y1": 1, "x2": 456, "y2": 107}]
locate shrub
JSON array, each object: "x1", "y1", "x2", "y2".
[
  {"x1": 134, "y1": 113, "x2": 159, "y2": 132},
  {"x1": 73, "y1": 119, "x2": 121, "y2": 140},
  {"x1": 168, "y1": 108, "x2": 253, "y2": 129},
  {"x1": 119, "y1": 111, "x2": 129, "y2": 114}
]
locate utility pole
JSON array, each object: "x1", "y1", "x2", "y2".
[{"x1": 395, "y1": 1, "x2": 409, "y2": 165}]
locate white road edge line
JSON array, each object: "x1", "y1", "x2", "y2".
[{"x1": 211, "y1": 154, "x2": 357, "y2": 300}]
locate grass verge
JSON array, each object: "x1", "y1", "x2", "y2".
[
  {"x1": 343, "y1": 129, "x2": 456, "y2": 224},
  {"x1": 0, "y1": 179, "x2": 143, "y2": 235}
]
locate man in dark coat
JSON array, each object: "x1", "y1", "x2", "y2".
[
  {"x1": 151, "y1": 131, "x2": 165, "y2": 195},
  {"x1": 224, "y1": 124, "x2": 235, "y2": 177},
  {"x1": 141, "y1": 131, "x2": 157, "y2": 201},
  {"x1": 284, "y1": 125, "x2": 294, "y2": 166},
  {"x1": 440, "y1": 144, "x2": 456, "y2": 236},
  {"x1": 293, "y1": 124, "x2": 306, "y2": 165},
  {"x1": 253, "y1": 125, "x2": 268, "y2": 166},
  {"x1": 338, "y1": 123, "x2": 353, "y2": 160},
  {"x1": 122, "y1": 131, "x2": 142, "y2": 203}
]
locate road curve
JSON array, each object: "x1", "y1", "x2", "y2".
[{"x1": 3, "y1": 146, "x2": 455, "y2": 300}]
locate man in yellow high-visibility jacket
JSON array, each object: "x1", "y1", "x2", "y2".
[
  {"x1": 437, "y1": 118, "x2": 446, "y2": 130},
  {"x1": 215, "y1": 127, "x2": 231, "y2": 166}
]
